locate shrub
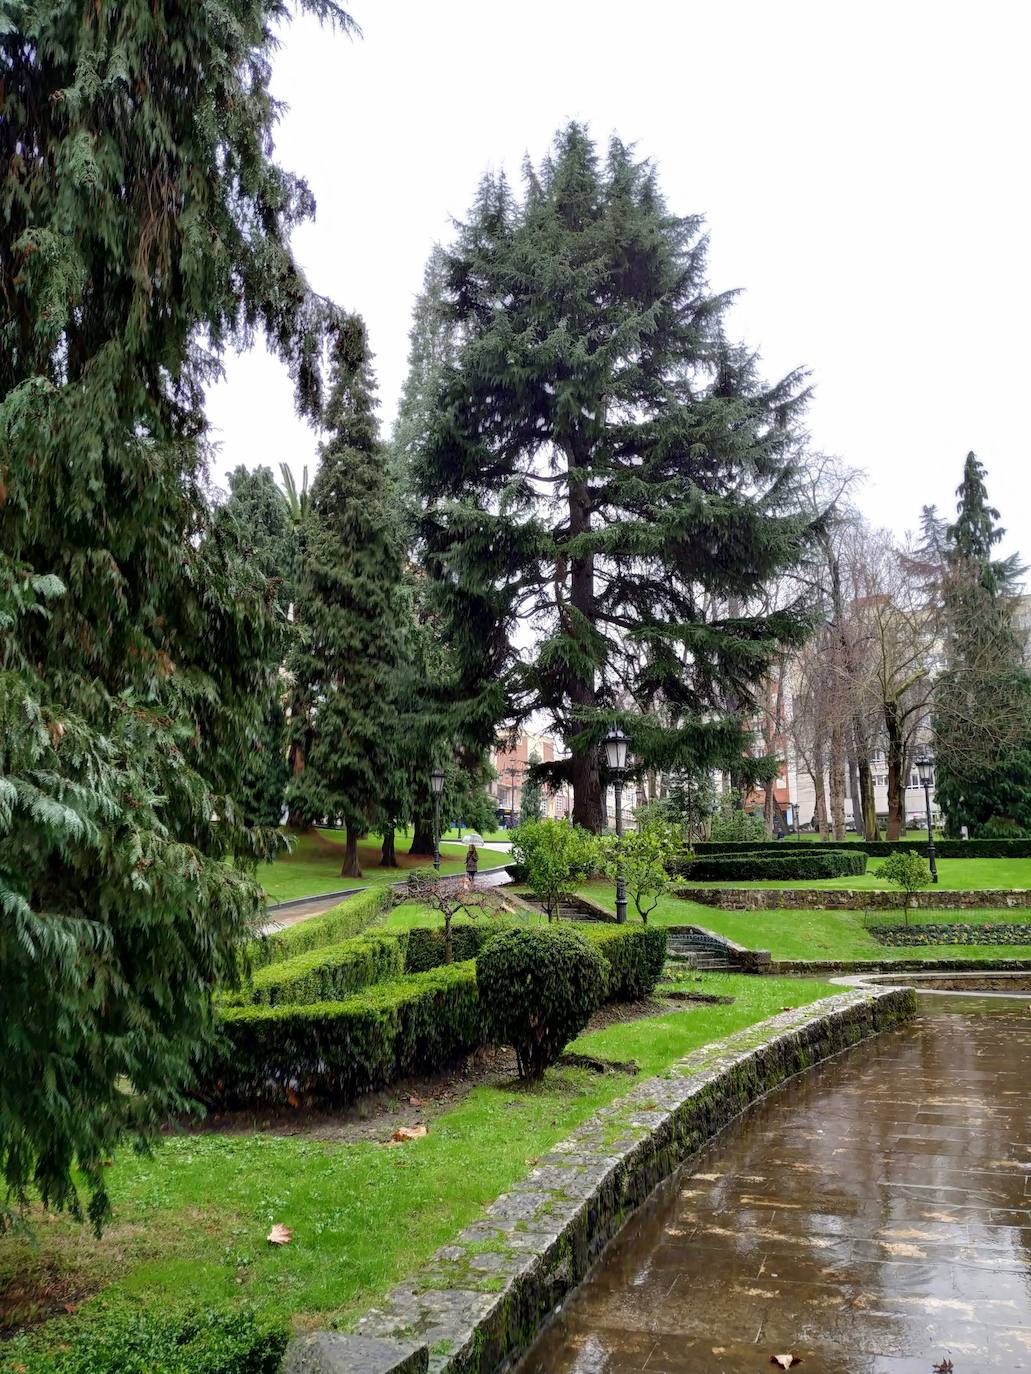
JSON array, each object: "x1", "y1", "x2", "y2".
[
  {"x1": 476, "y1": 927, "x2": 606, "y2": 1077},
  {"x1": 231, "y1": 935, "x2": 403, "y2": 1007},
  {"x1": 876, "y1": 851, "x2": 932, "y2": 923},
  {"x1": 586, "y1": 926, "x2": 668, "y2": 999},
  {"x1": 249, "y1": 885, "x2": 394, "y2": 970},
  {"x1": 510, "y1": 820, "x2": 601, "y2": 920},
  {"x1": 692, "y1": 838, "x2": 1031, "y2": 858},
  {"x1": 601, "y1": 819, "x2": 681, "y2": 922},
  {"x1": 2, "y1": 1306, "x2": 286, "y2": 1374},
  {"x1": 395, "y1": 919, "x2": 512, "y2": 973},
  {"x1": 708, "y1": 800, "x2": 768, "y2": 843},
  {"x1": 682, "y1": 850, "x2": 867, "y2": 881},
  {"x1": 204, "y1": 963, "x2": 484, "y2": 1106}
]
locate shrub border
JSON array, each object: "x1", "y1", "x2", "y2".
[
  {"x1": 694, "y1": 838, "x2": 1031, "y2": 858},
  {"x1": 284, "y1": 986, "x2": 915, "y2": 1374}
]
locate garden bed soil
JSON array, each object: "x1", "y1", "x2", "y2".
[{"x1": 180, "y1": 996, "x2": 680, "y2": 1147}]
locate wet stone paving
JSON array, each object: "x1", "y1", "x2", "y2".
[{"x1": 518, "y1": 995, "x2": 1031, "y2": 1374}]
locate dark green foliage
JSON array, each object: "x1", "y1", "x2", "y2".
[
  {"x1": 413, "y1": 125, "x2": 817, "y2": 829},
  {"x1": 248, "y1": 885, "x2": 394, "y2": 970},
  {"x1": 683, "y1": 851, "x2": 867, "y2": 881},
  {"x1": 585, "y1": 927, "x2": 668, "y2": 1000},
  {"x1": 287, "y1": 320, "x2": 408, "y2": 874},
  {"x1": 869, "y1": 922, "x2": 1031, "y2": 946},
  {"x1": 476, "y1": 928, "x2": 606, "y2": 1077},
  {"x1": 392, "y1": 920, "x2": 512, "y2": 973},
  {"x1": 520, "y1": 750, "x2": 546, "y2": 824},
  {"x1": 206, "y1": 964, "x2": 485, "y2": 1106},
  {"x1": 1, "y1": 1305, "x2": 287, "y2": 1374},
  {"x1": 933, "y1": 454, "x2": 1031, "y2": 837},
  {"x1": 233, "y1": 936, "x2": 403, "y2": 1007}
]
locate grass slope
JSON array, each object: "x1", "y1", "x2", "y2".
[
  {"x1": 679, "y1": 855, "x2": 1031, "y2": 890},
  {"x1": 0, "y1": 975, "x2": 834, "y2": 1350},
  {"x1": 256, "y1": 832, "x2": 477, "y2": 903}
]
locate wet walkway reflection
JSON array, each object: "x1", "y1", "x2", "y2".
[{"x1": 518, "y1": 995, "x2": 1031, "y2": 1373}]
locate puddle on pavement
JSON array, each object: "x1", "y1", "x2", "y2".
[{"x1": 517, "y1": 994, "x2": 1031, "y2": 1373}]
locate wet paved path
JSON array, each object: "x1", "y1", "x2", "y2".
[{"x1": 519, "y1": 995, "x2": 1031, "y2": 1373}]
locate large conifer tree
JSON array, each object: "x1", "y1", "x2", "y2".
[
  {"x1": 0, "y1": 0, "x2": 352, "y2": 1223},
  {"x1": 413, "y1": 125, "x2": 818, "y2": 830},
  {"x1": 934, "y1": 453, "x2": 1031, "y2": 835},
  {"x1": 288, "y1": 319, "x2": 406, "y2": 877}
]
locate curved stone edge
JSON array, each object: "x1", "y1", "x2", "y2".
[
  {"x1": 286, "y1": 986, "x2": 915, "y2": 1374},
  {"x1": 771, "y1": 956, "x2": 1031, "y2": 974}
]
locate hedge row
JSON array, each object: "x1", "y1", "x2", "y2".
[
  {"x1": 207, "y1": 924, "x2": 669, "y2": 1106},
  {"x1": 682, "y1": 850, "x2": 868, "y2": 881},
  {"x1": 249, "y1": 884, "x2": 394, "y2": 969},
  {"x1": 388, "y1": 920, "x2": 510, "y2": 973},
  {"x1": 205, "y1": 962, "x2": 484, "y2": 1106},
  {"x1": 229, "y1": 934, "x2": 404, "y2": 1007},
  {"x1": 693, "y1": 838, "x2": 1031, "y2": 858},
  {"x1": 3, "y1": 1306, "x2": 286, "y2": 1374}
]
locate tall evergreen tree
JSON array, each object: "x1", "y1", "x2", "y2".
[
  {"x1": 287, "y1": 319, "x2": 406, "y2": 877},
  {"x1": 413, "y1": 126, "x2": 818, "y2": 831},
  {"x1": 213, "y1": 467, "x2": 295, "y2": 827},
  {"x1": 0, "y1": 0, "x2": 352, "y2": 1225},
  {"x1": 934, "y1": 453, "x2": 1031, "y2": 835}
]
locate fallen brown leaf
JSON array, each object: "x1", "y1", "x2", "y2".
[
  {"x1": 770, "y1": 1357, "x2": 802, "y2": 1370},
  {"x1": 392, "y1": 1124, "x2": 428, "y2": 1142},
  {"x1": 408, "y1": 1095, "x2": 427, "y2": 1107},
  {"x1": 62, "y1": 1303, "x2": 77, "y2": 1314},
  {"x1": 267, "y1": 1223, "x2": 293, "y2": 1245},
  {"x1": 933, "y1": 1361, "x2": 954, "y2": 1373}
]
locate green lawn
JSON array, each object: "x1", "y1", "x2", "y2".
[
  {"x1": 0, "y1": 973, "x2": 835, "y2": 1351},
  {"x1": 579, "y1": 882, "x2": 1031, "y2": 963},
  {"x1": 681, "y1": 856, "x2": 1031, "y2": 890},
  {"x1": 256, "y1": 831, "x2": 485, "y2": 903}
]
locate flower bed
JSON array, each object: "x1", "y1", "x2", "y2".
[{"x1": 868, "y1": 922, "x2": 1031, "y2": 946}]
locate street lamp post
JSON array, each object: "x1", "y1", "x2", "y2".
[
  {"x1": 430, "y1": 766, "x2": 445, "y2": 872},
  {"x1": 916, "y1": 757, "x2": 938, "y2": 884},
  {"x1": 604, "y1": 726, "x2": 630, "y2": 924}
]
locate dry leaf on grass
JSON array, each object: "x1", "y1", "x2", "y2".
[
  {"x1": 408, "y1": 1095, "x2": 427, "y2": 1107},
  {"x1": 770, "y1": 1356, "x2": 802, "y2": 1369},
  {"x1": 392, "y1": 1125, "x2": 428, "y2": 1142},
  {"x1": 933, "y1": 1361, "x2": 954, "y2": 1373},
  {"x1": 267, "y1": 1224, "x2": 293, "y2": 1245}
]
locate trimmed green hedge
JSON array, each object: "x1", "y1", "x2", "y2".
[
  {"x1": 683, "y1": 850, "x2": 868, "y2": 881},
  {"x1": 231, "y1": 935, "x2": 404, "y2": 1007},
  {"x1": 2, "y1": 1306, "x2": 286, "y2": 1374},
  {"x1": 205, "y1": 962, "x2": 484, "y2": 1106},
  {"x1": 586, "y1": 926, "x2": 668, "y2": 999},
  {"x1": 249, "y1": 885, "x2": 394, "y2": 970},
  {"x1": 693, "y1": 838, "x2": 1031, "y2": 858},
  {"x1": 378, "y1": 919, "x2": 514, "y2": 974}
]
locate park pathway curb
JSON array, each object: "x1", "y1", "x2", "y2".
[{"x1": 283, "y1": 984, "x2": 916, "y2": 1374}]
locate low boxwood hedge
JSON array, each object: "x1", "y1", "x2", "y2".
[
  {"x1": 682, "y1": 850, "x2": 868, "y2": 881},
  {"x1": 693, "y1": 838, "x2": 1031, "y2": 858},
  {"x1": 229, "y1": 934, "x2": 404, "y2": 1007},
  {"x1": 387, "y1": 920, "x2": 513, "y2": 974},
  {"x1": 2, "y1": 1306, "x2": 286, "y2": 1374},
  {"x1": 586, "y1": 925, "x2": 668, "y2": 999},
  {"x1": 205, "y1": 962, "x2": 485, "y2": 1106},
  {"x1": 249, "y1": 884, "x2": 394, "y2": 970}
]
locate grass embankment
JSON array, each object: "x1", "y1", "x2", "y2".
[
  {"x1": 256, "y1": 831, "x2": 478, "y2": 903},
  {"x1": 679, "y1": 856, "x2": 1031, "y2": 890},
  {"x1": 579, "y1": 881, "x2": 1031, "y2": 962},
  {"x1": 0, "y1": 966, "x2": 834, "y2": 1347}
]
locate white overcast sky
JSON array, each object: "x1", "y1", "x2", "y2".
[{"x1": 206, "y1": 0, "x2": 1030, "y2": 563}]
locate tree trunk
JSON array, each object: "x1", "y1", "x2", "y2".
[
  {"x1": 884, "y1": 700, "x2": 906, "y2": 840},
  {"x1": 379, "y1": 825, "x2": 398, "y2": 867},
  {"x1": 829, "y1": 720, "x2": 846, "y2": 841},
  {"x1": 567, "y1": 456, "x2": 603, "y2": 833},
  {"x1": 408, "y1": 817, "x2": 435, "y2": 857},
  {"x1": 341, "y1": 822, "x2": 362, "y2": 878},
  {"x1": 856, "y1": 732, "x2": 879, "y2": 841},
  {"x1": 812, "y1": 738, "x2": 829, "y2": 840},
  {"x1": 763, "y1": 783, "x2": 776, "y2": 833},
  {"x1": 647, "y1": 768, "x2": 658, "y2": 803},
  {"x1": 847, "y1": 743, "x2": 863, "y2": 836}
]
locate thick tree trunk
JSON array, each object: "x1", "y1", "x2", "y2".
[
  {"x1": 763, "y1": 783, "x2": 776, "y2": 833},
  {"x1": 855, "y1": 724, "x2": 880, "y2": 841},
  {"x1": 408, "y1": 817, "x2": 435, "y2": 857},
  {"x1": 829, "y1": 721, "x2": 847, "y2": 841},
  {"x1": 884, "y1": 701, "x2": 906, "y2": 840},
  {"x1": 379, "y1": 825, "x2": 398, "y2": 867},
  {"x1": 812, "y1": 738, "x2": 829, "y2": 840},
  {"x1": 847, "y1": 744, "x2": 863, "y2": 836},
  {"x1": 567, "y1": 459, "x2": 604, "y2": 833},
  {"x1": 341, "y1": 822, "x2": 362, "y2": 878}
]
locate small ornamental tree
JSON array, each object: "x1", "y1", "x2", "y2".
[
  {"x1": 603, "y1": 819, "x2": 681, "y2": 924},
  {"x1": 877, "y1": 851, "x2": 932, "y2": 924},
  {"x1": 519, "y1": 750, "x2": 546, "y2": 824},
  {"x1": 404, "y1": 870, "x2": 503, "y2": 964},
  {"x1": 510, "y1": 820, "x2": 600, "y2": 921},
  {"x1": 709, "y1": 797, "x2": 769, "y2": 843},
  {"x1": 476, "y1": 927, "x2": 606, "y2": 1077}
]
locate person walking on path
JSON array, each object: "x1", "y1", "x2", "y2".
[{"x1": 465, "y1": 844, "x2": 479, "y2": 884}]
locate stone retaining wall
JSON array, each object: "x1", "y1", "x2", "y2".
[
  {"x1": 284, "y1": 986, "x2": 916, "y2": 1374},
  {"x1": 769, "y1": 956, "x2": 1031, "y2": 975},
  {"x1": 681, "y1": 886, "x2": 1031, "y2": 911}
]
